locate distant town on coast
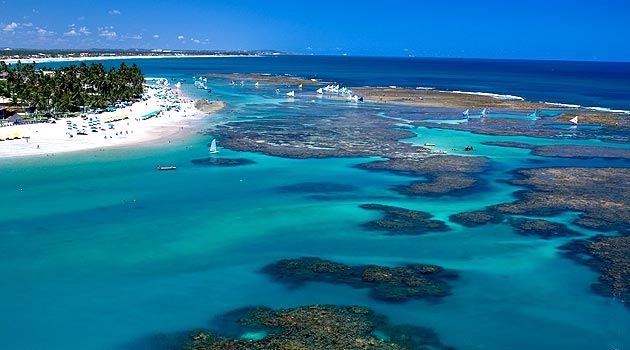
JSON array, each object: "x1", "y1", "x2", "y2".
[{"x1": 0, "y1": 48, "x2": 281, "y2": 63}]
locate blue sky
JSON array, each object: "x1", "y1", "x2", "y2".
[{"x1": 1, "y1": 0, "x2": 629, "y2": 61}]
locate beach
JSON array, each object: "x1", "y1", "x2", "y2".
[
  {"x1": 0, "y1": 86, "x2": 224, "y2": 159},
  {"x1": 0, "y1": 54, "x2": 256, "y2": 65}
]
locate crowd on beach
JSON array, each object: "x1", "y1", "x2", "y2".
[{"x1": 0, "y1": 80, "x2": 204, "y2": 159}]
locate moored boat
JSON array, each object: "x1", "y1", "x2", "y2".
[{"x1": 157, "y1": 166, "x2": 177, "y2": 171}]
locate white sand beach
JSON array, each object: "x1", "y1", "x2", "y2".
[
  {"x1": 0, "y1": 86, "x2": 224, "y2": 159},
  {"x1": 1, "y1": 54, "x2": 256, "y2": 65}
]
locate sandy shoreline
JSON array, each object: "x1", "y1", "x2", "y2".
[
  {"x1": 1, "y1": 54, "x2": 258, "y2": 65},
  {"x1": 0, "y1": 87, "x2": 224, "y2": 160}
]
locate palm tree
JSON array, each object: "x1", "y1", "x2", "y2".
[{"x1": 1, "y1": 60, "x2": 145, "y2": 115}]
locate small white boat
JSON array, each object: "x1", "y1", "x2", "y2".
[
  {"x1": 462, "y1": 109, "x2": 469, "y2": 117},
  {"x1": 286, "y1": 90, "x2": 295, "y2": 97},
  {"x1": 209, "y1": 139, "x2": 219, "y2": 154},
  {"x1": 481, "y1": 108, "x2": 487, "y2": 117},
  {"x1": 570, "y1": 116, "x2": 579, "y2": 124},
  {"x1": 157, "y1": 166, "x2": 177, "y2": 171},
  {"x1": 349, "y1": 95, "x2": 363, "y2": 103},
  {"x1": 316, "y1": 87, "x2": 323, "y2": 94}
]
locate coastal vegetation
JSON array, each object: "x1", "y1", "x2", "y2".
[{"x1": 0, "y1": 60, "x2": 144, "y2": 117}]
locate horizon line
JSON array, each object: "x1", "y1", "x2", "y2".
[{"x1": 1, "y1": 48, "x2": 629, "y2": 64}]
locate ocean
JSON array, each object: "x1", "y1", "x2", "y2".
[{"x1": 1, "y1": 56, "x2": 629, "y2": 350}]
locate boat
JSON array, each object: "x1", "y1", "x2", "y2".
[
  {"x1": 462, "y1": 109, "x2": 469, "y2": 117},
  {"x1": 570, "y1": 116, "x2": 579, "y2": 124},
  {"x1": 157, "y1": 166, "x2": 177, "y2": 171},
  {"x1": 316, "y1": 87, "x2": 323, "y2": 94},
  {"x1": 424, "y1": 143, "x2": 436, "y2": 147},
  {"x1": 481, "y1": 108, "x2": 487, "y2": 117},
  {"x1": 530, "y1": 110, "x2": 537, "y2": 118},
  {"x1": 209, "y1": 139, "x2": 219, "y2": 154},
  {"x1": 286, "y1": 90, "x2": 295, "y2": 97}
]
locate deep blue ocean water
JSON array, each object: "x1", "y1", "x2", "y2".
[{"x1": 2, "y1": 56, "x2": 629, "y2": 350}]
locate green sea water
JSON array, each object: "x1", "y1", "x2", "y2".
[{"x1": 1, "y1": 61, "x2": 629, "y2": 350}]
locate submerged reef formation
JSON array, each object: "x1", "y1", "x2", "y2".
[
  {"x1": 183, "y1": 304, "x2": 455, "y2": 350},
  {"x1": 351, "y1": 86, "x2": 630, "y2": 128},
  {"x1": 194, "y1": 99, "x2": 226, "y2": 113},
  {"x1": 209, "y1": 112, "x2": 420, "y2": 159},
  {"x1": 207, "y1": 103, "x2": 491, "y2": 196},
  {"x1": 482, "y1": 142, "x2": 630, "y2": 159},
  {"x1": 448, "y1": 209, "x2": 504, "y2": 227},
  {"x1": 508, "y1": 217, "x2": 582, "y2": 239},
  {"x1": 559, "y1": 235, "x2": 630, "y2": 307},
  {"x1": 355, "y1": 156, "x2": 489, "y2": 197},
  {"x1": 190, "y1": 157, "x2": 256, "y2": 166},
  {"x1": 263, "y1": 257, "x2": 457, "y2": 302},
  {"x1": 492, "y1": 167, "x2": 630, "y2": 234},
  {"x1": 360, "y1": 203, "x2": 450, "y2": 235}
]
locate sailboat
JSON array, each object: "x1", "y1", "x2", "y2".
[
  {"x1": 316, "y1": 87, "x2": 323, "y2": 94},
  {"x1": 570, "y1": 116, "x2": 579, "y2": 124},
  {"x1": 209, "y1": 139, "x2": 219, "y2": 154},
  {"x1": 286, "y1": 90, "x2": 295, "y2": 97},
  {"x1": 481, "y1": 108, "x2": 487, "y2": 117},
  {"x1": 462, "y1": 109, "x2": 469, "y2": 117}
]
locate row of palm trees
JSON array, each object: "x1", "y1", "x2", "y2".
[{"x1": 0, "y1": 61, "x2": 144, "y2": 117}]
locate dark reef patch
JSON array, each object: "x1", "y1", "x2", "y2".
[
  {"x1": 262, "y1": 257, "x2": 457, "y2": 302},
  {"x1": 508, "y1": 217, "x2": 582, "y2": 239},
  {"x1": 559, "y1": 235, "x2": 630, "y2": 307},
  {"x1": 206, "y1": 100, "x2": 493, "y2": 197},
  {"x1": 360, "y1": 203, "x2": 450, "y2": 235},
  {"x1": 355, "y1": 156, "x2": 489, "y2": 197},
  {"x1": 449, "y1": 209, "x2": 505, "y2": 227},
  {"x1": 208, "y1": 112, "x2": 419, "y2": 159},
  {"x1": 492, "y1": 167, "x2": 630, "y2": 234},
  {"x1": 181, "y1": 304, "x2": 456, "y2": 350},
  {"x1": 191, "y1": 157, "x2": 256, "y2": 166},
  {"x1": 483, "y1": 141, "x2": 630, "y2": 159}
]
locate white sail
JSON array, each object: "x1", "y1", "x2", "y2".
[
  {"x1": 316, "y1": 87, "x2": 323, "y2": 94},
  {"x1": 209, "y1": 139, "x2": 218, "y2": 154},
  {"x1": 570, "y1": 116, "x2": 579, "y2": 124},
  {"x1": 481, "y1": 108, "x2": 487, "y2": 117},
  {"x1": 286, "y1": 90, "x2": 295, "y2": 97},
  {"x1": 463, "y1": 109, "x2": 469, "y2": 117}
]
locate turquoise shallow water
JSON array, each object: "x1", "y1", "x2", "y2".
[{"x1": 1, "y1": 58, "x2": 629, "y2": 350}]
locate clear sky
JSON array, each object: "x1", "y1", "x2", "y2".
[{"x1": 1, "y1": 0, "x2": 629, "y2": 61}]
